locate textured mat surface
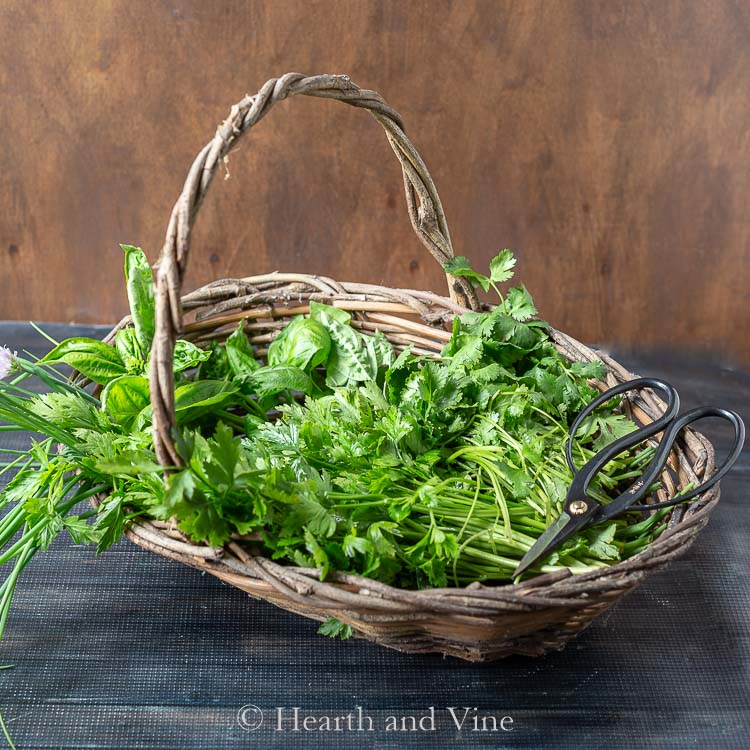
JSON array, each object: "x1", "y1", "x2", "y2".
[{"x1": 1, "y1": 322, "x2": 748, "y2": 749}]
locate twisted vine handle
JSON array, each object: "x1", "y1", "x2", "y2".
[{"x1": 149, "y1": 73, "x2": 480, "y2": 466}]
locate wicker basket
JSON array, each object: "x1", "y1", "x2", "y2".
[{"x1": 100, "y1": 74, "x2": 718, "y2": 661}]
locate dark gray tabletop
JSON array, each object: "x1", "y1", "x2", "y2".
[{"x1": 1, "y1": 322, "x2": 748, "y2": 750}]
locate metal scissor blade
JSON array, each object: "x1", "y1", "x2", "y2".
[{"x1": 513, "y1": 510, "x2": 591, "y2": 579}]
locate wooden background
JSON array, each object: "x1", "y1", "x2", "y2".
[{"x1": 1, "y1": 1, "x2": 749, "y2": 365}]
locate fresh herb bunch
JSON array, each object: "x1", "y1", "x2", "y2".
[{"x1": 0, "y1": 246, "x2": 668, "y2": 640}]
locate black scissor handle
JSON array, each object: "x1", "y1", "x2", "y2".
[
  {"x1": 565, "y1": 377, "x2": 681, "y2": 475},
  {"x1": 595, "y1": 406, "x2": 746, "y2": 523}
]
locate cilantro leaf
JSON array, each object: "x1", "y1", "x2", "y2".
[
  {"x1": 443, "y1": 256, "x2": 491, "y2": 292},
  {"x1": 505, "y1": 284, "x2": 538, "y2": 321},
  {"x1": 489, "y1": 248, "x2": 517, "y2": 283},
  {"x1": 570, "y1": 360, "x2": 608, "y2": 380}
]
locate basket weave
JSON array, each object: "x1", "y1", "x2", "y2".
[{"x1": 101, "y1": 74, "x2": 718, "y2": 661}]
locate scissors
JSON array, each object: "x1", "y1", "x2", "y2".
[{"x1": 513, "y1": 377, "x2": 746, "y2": 579}]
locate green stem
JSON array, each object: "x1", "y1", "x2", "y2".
[{"x1": 0, "y1": 539, "x2": 35, "y2": 642}]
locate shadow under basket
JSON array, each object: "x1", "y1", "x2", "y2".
[{"x1": 96, "y1": 74, "x2": 718, "y2": 661}]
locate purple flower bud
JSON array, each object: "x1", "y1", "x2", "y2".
[{"x1": 0, "y1": 346, "x2": 16, "y2": 379}]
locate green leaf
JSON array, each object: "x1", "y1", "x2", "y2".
[
  {"x1": 343, "y1": 532, "x2": 373, "y2": 558},
  {"x1": 314, "y1": 316, "x2": 377, "y2": 388},
  {"x1": 591, "y1": 414, "x2": 638, "y2": 452},
  {"x1": 173, "y1": 380, "x2": 240, "y2": 423},
  {"x1": 504, "y1": 284, "x2": 537, "y2": 321},
  {"x1": 38, "y1": 514, "x2": 64, "y2": 551},
  {"x1": 443, "y1": 256, "x2": 491, "y2": 292},
  {"x1": 445, "y1": 334, "x2": 484, "y2": 370},
  {"x1": 41, "y1": 338, "x2": 127, "y2": 385},
  {"x1": 63, "y1": 516, "x2": 97, "y2": 545},
  {"x1": 585, "y1": 523, "x2": 620, "y2": 561},
  {"x1": 570, "y1": 360, "x2": 608, "y2": 380},
  {"x1": 161, "y1": 470, "x2": 196, "y2": 516},
  {"x1": 286, "y1": 495, "x2": 338, "y2": 538},
  {"x1": 310, "y1": 304, "x2": 378, "y2": 387},
  {"x1": 457, "y1": 309, "x2": 501, "y2": 339},
  {"x1": 173, "y1": 339, "x2": 211, "y2": 374},
  {"x1": 0, "y1": 466, "x2": 44, "y2": 505},
  {"x1": 317, "y1": 617, "x2": 353, "y2": 640},
  {"x1": 489, "y1": 249, "x2": 517, "y2": 284},
  {"x1": 178, "y1": 502, "x2": 230, "y2": 547},
  {"x1": 248, "y1": 365, "x2": 314, "y2": 399},
  {"x1": 304, "y1": 528, "x2": 330, "y2": 579},
  {"x1": 115, "y1": 328, "x2": 144, "y2": 374},
  {"x1": 200, "y1": 422, "x2": 241, "y2": 486},
  {"x1": 121, "y1": 244, "x2": 155, "y2": 352},
  {"x1": 365, "y1": 329, "x2": 395, "y2": 372},
  {"x1": 135, "y1": 381, "x2": 239, "y2": 429},
  {"x1": 225, "y1": 323, "x2": 260, "y2": 378},
  {"x1": 96, "y1": 451, "x2": 163, "y2": 475},
  {"x1": 197, "y1": 340, "x2": 232, "y2": 380},
  {"x1": 309, "y1": 301, "x2": 351, "y2": 326},
  {"x1": 391, "y1": 345, "x2": 414, "y2": 371},
  {"x1": 28, "y1": 392, "x2": 108, "y2": 431},
  {"x1": 101, "y1": 375, "x2": 151, "y2": 428},
  {"x1": 93, "y1": 496, "x2": 126, "y2": 554},
  {"x1": 268, "y1": 316, "x2": 331, "y2": 371}
]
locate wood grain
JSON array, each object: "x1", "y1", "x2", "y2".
[{"x1": 0, "y1": 1, "x2": 748, "y2": 364}]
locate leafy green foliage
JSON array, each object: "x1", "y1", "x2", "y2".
[
  {"x1": 317, "y1": 617, "x2": 354, "y2": 640},
  {"x1": 443, "y1": 255, "x2": 492, "y2": 292},
  {"x1": 173, "y1": 380, "x2": 241, "y2": 423},
  {"x1": 309, "y1": 302, "x2": 394, "y2": 388},
  {"x1": 268, "y1": 316, "x2": 331, "y2": 371},
  {"x1": 248, "y1": 365, "x2": 315, "y2": 399},
  {"x1": 101, "y1": 375, "x2": 151, "y2": 429},
  {"x1": 173, "y1": 340, "x2": 212, "y2": 374},
  {"x1": 41, "y1": 338, "x2": 127, "y2": 385},
  {"x1": 122, "y1": 245, "x2": 155, "y2": 352},
  {"x1": 225, "y1": 323, "x2": 260, "y2": 378},
  {"x1": 0, "y1": 247, "x2": 672, "y2": 649},
  {"x1": 489, "y1": 249, "x2": 517, "y2": 283},
  {"x1": 115, "y1": 328, "x2": 144, "y2": 374}
]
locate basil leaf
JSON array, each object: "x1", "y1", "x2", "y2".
[
  {"x1": 309, "y1": 301, "x2": 351, "y2": 326},
  {"x1": 323, "y1": 324, "x2": 375, "y2": 387},
  {"x1": 41, "y1": 338, "x2": 127, "y2": 385},
  {"x1": 131, "y1": 380, "x2": 239, "y2": 430},
  {"x1": 101, "y1": 375, "x2": 151, "y2": 428},
  {"x1": 365, "y1": 329, "x2": 394, "y2": 371},
  {"x1": 225, "y1": 324, "x2": 260, "y2": 378},
  {"x1": 115, "y1": 328, "x2": 144, "y2": 374},
  {"x1": 267, "y1": 316, "x2": 331, "y2": 371},
  {"x1": 197, "y1": 340, "x2": 231, "y2": 381},
  {"x1": 122, "y1": 244, "x2": 155, "y2": 352},
  {"x1": 173, "y1": 339, "x2": 211, "y2": 374},
  {"x1": 308, "y1": 302, "x2": 377, "y2": 387},
  {"x1": 173, "y1": 380, "x2": 240, "y2": 423},
  {"x1": 248, "y1": 365, "x2": 314, "y2": 398}
]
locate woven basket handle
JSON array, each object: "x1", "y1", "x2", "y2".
[{"x1": 150, "y1": 72, "x2": 479, "y2": 465}]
